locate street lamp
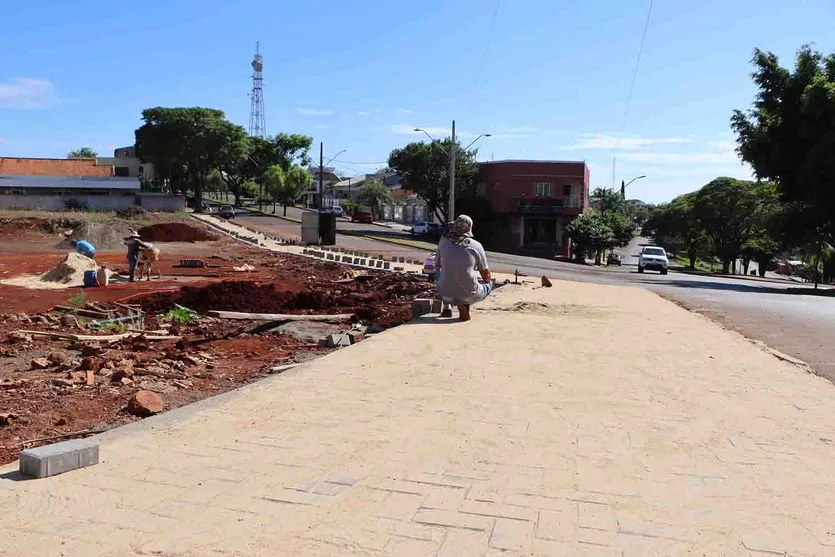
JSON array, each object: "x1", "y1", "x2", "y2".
[
  {"x1": 621, "y1": 175, "x2": 646, "y2": 199},
  {"x1": 414, "y1": 123, "x2": 491, "y2": 222}
]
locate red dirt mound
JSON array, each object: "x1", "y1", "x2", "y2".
[
  {"x1": 138, "y1": 223, "x2": 217, "y2": 243},
  {"x1": 136, "y1": 274, "x2": 435, "y2": 328}
]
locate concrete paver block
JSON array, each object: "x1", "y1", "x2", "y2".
[
  {"x1": 412, "y1": 298, "x2": 432, "y2": 318},
  {"x1": 19, "y1": 438, "x2": 99, "y2": 478}
]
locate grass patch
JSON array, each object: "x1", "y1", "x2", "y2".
[
  {"x1": 340, "y1": 230, "x2": 437, "y2": 251},
  {"x1": 673, "y1": 254, "x2": 718, "y2": 273},
  {"x1": 163, "y1": 305, "x2": 199, "y2": 325},
  {"x1": 67, "y1": 292, "x2": 88, "y2": 309}
]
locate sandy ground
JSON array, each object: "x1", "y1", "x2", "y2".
[{"x1": 1, "y1": 279, "x2": 834, "y2": 555}]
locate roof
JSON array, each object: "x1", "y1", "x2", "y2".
[
  {"x1": 333, "y1": 175, "x2": 368, "y2": 189},
  {"x1": 0, "y1": 157, "x2": 113, "y2": 177},
  {"x1": 479, "y1": 159, "x2": 587, "y2": 165},
  {"x1": 0, "y1": 175, "x2": 140, "y2": 191}
]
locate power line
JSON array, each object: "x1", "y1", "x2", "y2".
[{"x1": 621, "y1": 0, "x2": 654, "y2": 131}]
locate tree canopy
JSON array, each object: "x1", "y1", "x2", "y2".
[
  {"x1": 566, "y1": 212, "x2": 617, "y2": 264},
  {"x1": 732, "y1": 45, "x2": 835, "y2": 242},
  {"x1": 387, "y1": 140, "x2": 479, "y2": 222},
  {"x1": 357, "y1": 178, "x2": 393, "y2": 219},
  {"x1": 68, "y1": 147, "x2": 97, "y2": 159},
  {"x1": 135, "y1": 107, "x2": 248, "y2": 208}
]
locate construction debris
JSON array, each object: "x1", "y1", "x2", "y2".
[
  {"x1": 127, "y1": 390, "x2": 164, "y2": 416},
  {"x1": 207, "y1": 310, "x2": 354, "y2": 322}
]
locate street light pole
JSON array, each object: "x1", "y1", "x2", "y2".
[
  {"x1": 449, "y1": 120, "x2": 456, "y2": 223},
  {"x1": 621, "y1": 175, "x2": 646, "y2": 199},
  {"x1": 414, "y1": 123, "x2": 491, "y2": 224}
]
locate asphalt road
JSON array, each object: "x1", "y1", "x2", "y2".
[{"x1": 230, "y1": 212, "x2": 835, "y2": 383}]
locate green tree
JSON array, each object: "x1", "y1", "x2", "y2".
[
  {"x1": 135, "y1": 107, "x2": 248, "y2": 211},
  {"x1": 602, "y1": 212, "x2": 634, "y2": 248},
  {"x1": 732, "y1": 45, "x2": 835, "y2": 245},
  {"x1": 590, "y1": 188, "x2": 625, "y2": 216},
  {"x1": 68, "y1": 147, "x2": 97, "y2": 159},
  {"x1": 279, "y1": 166, "x2": 312, "y2": 216},
  {"x1": 566, "y1": 212, "x2": 616, "y2": 265},
  {"x1": 263, "y1": 165, "x2": 286, "y2": 214},
  {"x1": 388, "y1": 140, "x2": 479, "y2": 222},
  {"x1": 644, "y1": 194, "x2": 712, "y2": 269},
  {"x1": 691, "y1": 178, "x2": 778, "y2": 274},
  {"x1": 357, "y1": 178, "x2": 393, "y2": 220}
]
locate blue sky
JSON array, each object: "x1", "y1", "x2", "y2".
[{"x1": 1, "y1": 0, "x2": 833, "y2": 203}]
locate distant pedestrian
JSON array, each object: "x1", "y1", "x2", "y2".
[
  {"x1": 71, "y1": 239, "x2": 96, "y2": 259},
  {"x1": 123, "y1": 231, "x2": 147, "y2": 282},
  {"x1": 436, "y1": 215, "x2": 493, "y2": 322}
]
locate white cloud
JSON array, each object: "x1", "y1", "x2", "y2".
[
  {"x1": 617, "y1": 150, "x2": 741, "y2": 165},
  {"x1": 562, "y1": 133, "x2": 690, "y2": 150},
  {"x1": 296, "y1": 108, "x2": 334, "y2": 116},
  {"x1": 0, "y1": 78, "x2": 56, "y2": 108},
  {"x1": 396, "y1": 108, "x2": 413, "y2": 114},
  {"x1": 356, "y1": 111, "x2": 369, "y2": 117},
  {"x1": 387, "y1": 124, "x2": 450, "y2": 137},
  {"x1": 496, "y1": 125, "x2": 539, "y2": 134},
  {"x1": 487, "y1": 132, "x2": 531, "y2": 139}
]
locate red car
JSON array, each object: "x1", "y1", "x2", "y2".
[{"x1": 351, "y1": 210, "x2": 374, "y2": 223}]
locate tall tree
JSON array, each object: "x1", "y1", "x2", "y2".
[
  {"x1": 135, "y1": 107, "x2": 248, "y2": 211},
  {"x1": 357, "y1": 178, "x2": 393, "y2": 220},
  {"x1": 691, "y1": 177, "x2": 779, "y2": 274},
  {"x1": 732, "y1": 45, "x2": 835, "y2": 243},
  {"x1": 566, "y1": 212, "x2": 616, "y2": 265},
  {"x1": 263, "y1": 165, "x2": 286, "y2": 214},
  {"x1": 388, "y1": 140, "x2": 479, "y2": 222},
  {"x1": 590, "y1": 188, "x2": 625, "y2": 216},
  {"x1": 68, "y1": 147, "x2": 97, "y2": 159},
  {"x1": 276, "y1": 165, "x2": 312, "y2": 216}
]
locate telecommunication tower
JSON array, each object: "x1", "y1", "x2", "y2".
[{"x1": 248, "y1": 42, "x2": 266, "y2": 138}]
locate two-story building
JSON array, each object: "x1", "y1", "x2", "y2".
[{"x1": 476, "y1": 160, "x2": 589, "y2": 257}]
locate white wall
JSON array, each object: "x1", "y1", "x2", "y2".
[{"x1": 0, "y1": 194, "x2": 185, "y2": 212}]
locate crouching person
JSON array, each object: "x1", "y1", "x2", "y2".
[{"x1": 436, "y1": 215, "x2": 493, "y2": 321}]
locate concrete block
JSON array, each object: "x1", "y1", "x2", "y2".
[
  {"x1": 19, "y1": 438, "x2": 99, "y2": 479},
  {"x1": 376, "y1": 260, "x2": 384, "y2": 268},
  {"x1": 394, "y1": 266, "x2": 404, "y2": 272},
  {"x1": 347, "y1": 330, "x2": 366, "y2": 344},
  {"x1": 320, "y1": 333, "x2": 352, "y2": 348},
  {"x1": 431, "y1": 299, "x2": 443, "y2": 313},
  {"x1": 353, "y1": 257, "x2": 361, "y2": 265},
  {"x1": 383, "y1": 262, "x2": 391, "y2": 270},
  {"x1": 412, "y1": 298, "x2": 432, "y2": 319}
]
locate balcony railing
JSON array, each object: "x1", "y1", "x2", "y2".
[{"x1": 510, "y1": 196, "x2": 583, "y2": 214}]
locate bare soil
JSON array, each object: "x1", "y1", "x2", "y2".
[{"x1": 0, "y1": 213, "x2": 434, "y2": 464}]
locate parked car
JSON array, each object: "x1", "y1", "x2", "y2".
[
  {"x1": 351, "y1": 210, "x2": 374, "y2": 223},
  {"x1": 422, "y1": 253, "x2": 437, "y2": 278},
  {"x1": 411, "y1": 221, "x2": 443, "y2": 236},
  {"x1": 325, "y1": 205, "x2": 345, "y2": 217},
  {"x1": 607, "y1": 253, "x2": 623, "y2": 266},
  {"x1": 219, "y1": 205, "x2": 236, "y2": 219},
  {"x1": 638, "y1": 246, "x2": 669, "y2": 274}
]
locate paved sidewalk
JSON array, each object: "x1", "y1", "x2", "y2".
[{"x1": 3, "y1": 281, "x2": 835, "y2": 556}]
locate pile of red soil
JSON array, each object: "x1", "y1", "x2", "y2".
[
  {"x1": 0, "y1": 217, "x2": 77, "y2": 238},
  {"x1": 137, "y1": 274, "x2": 435, "y2": 327},
  {"x1": 138, "y1": 223, "x2": 218, "y2": 243}
]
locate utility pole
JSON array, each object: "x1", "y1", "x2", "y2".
[
  {"x1": 449, "y1": 119, "x2": 456, "y2": 223},
  {"x1": 621, "y1": 180, "x2": 626, "y2": 199},
  {"x1": 318, "y1": 142, "x2": 324, "y2": 210},
  {"x1": 348, "y1": 177, "x2": 352, "y2": 205}
]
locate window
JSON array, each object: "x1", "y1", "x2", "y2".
[
  {"x1": 114, "y1": 167, "x2": 130, "y2": 177},
  {"x1": 533, "y1": 182, "x2": 555, "y2": 197},
  {"x1": 563, "y1": 184, "x2": 572, "y2": 196}
]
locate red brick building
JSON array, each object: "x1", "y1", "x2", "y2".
[{"x1": 476, "y1": 160, "x2": 589, "y2": 257}]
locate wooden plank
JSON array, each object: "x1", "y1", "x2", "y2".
[
  {"x1": 52, "y1": 306, "x2": 111, "y2": 319},
  {"x1": 12, "y1": 330, "x2": 180, "y2": 342},
  {"x1": 206, "y1": 311, "x2": 354, "y2": 322}
]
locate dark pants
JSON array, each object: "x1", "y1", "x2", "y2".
[{"x1": 128, "y1": 254, "x2": 139, "y2": 281}]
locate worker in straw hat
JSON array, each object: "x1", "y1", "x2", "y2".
[
  {"x1": 435, "y1": 214, "x2": 493, "y2": 321},
  {"x1": 123, "y1": 230, "x2": 147, "y2": 282}
]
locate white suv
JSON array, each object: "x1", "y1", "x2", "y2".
[{"x1": 638, "y1": 246, "x2": 669, "y2": 275}]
